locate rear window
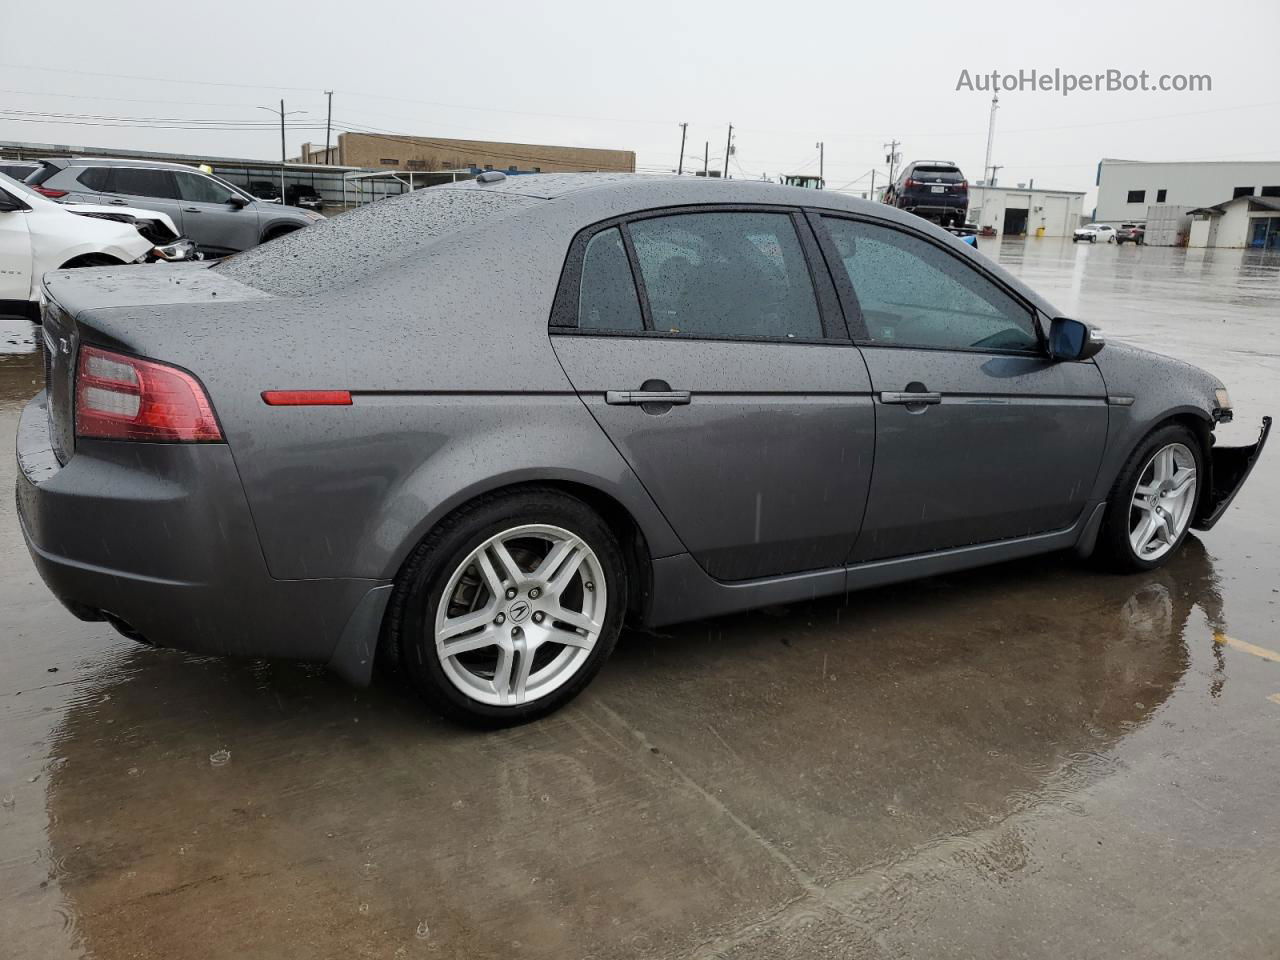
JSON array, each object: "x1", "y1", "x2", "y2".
[
  {"x1": 911, "y1": 166, "x2": 963, "y2": 181},
  {"x1": 76, "y1": 167, "x2": 112, "y2": 192},
  {"x1": 214, "y1": 187, "x2": 531, "y2": 296}
]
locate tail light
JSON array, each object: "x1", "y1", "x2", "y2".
[
  {"x1": 35, "y1": 186, "x2": 68, "y2": 199},
  {"x1": 75, "y1": 346, "x2": 223, "y2": 442},
  {"x1": 905, "y1": 179, "x2": 917, "y2": 189},
  {"x1": 956, "y1": 180, "x2": 968, "y2": 193}
]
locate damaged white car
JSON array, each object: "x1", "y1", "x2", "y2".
[{"x1": 1, "y1": 172, "x2": 196, "y2": 321}]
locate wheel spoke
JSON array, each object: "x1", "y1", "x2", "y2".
[
  {"x1": 473, "y1": 551, "x2": 506, "y2": 599},
  {"x1": 533, "y1": 535, "x2": 583, "y2": 584},
  {"x1": 1132, "y1": 515, "x2": 1159, "y2": 555},
  {"x1": 511, "y1": 639, "x2": 534, "y2": 702},
  {"x1": 1155, "y1": 447, "x2": 1174, "y2": 483},
  {"x1": 544, "y1": 623, "x2": 596, "y2": 650},
  {"x1": 545, "y1": 600, "x2": 600, "y2": 637},
  {"x1": 491, "y1": 643, "x2": 514, "y2": 705},
  {"x1": 547, "y1": 544, "x2": 588, "y2": 596},
  {"x1": 488, "y1": 539, "x2": 525, "y2": 587},
  {"x1": 1168, "y1": 467, "x2": 1196, "y2": 497},
  {"x1": 441, "y1": 624, "x2": 499, "y2": 657},
  {"x1": 439, "y1": 606, "x2": 497, "y2": 644}
]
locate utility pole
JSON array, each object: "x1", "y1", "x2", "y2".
[
  {"x1": 677, "y1": 122, "x2": 687, "y2": 175},
  {"x1": 988, "y1": 164, "x2": 1003, "y2": 187},
  {"x1": 324, "y1": 90, "x2": 334, "y2": 164},
  {"x1": 869, "y1": 169, "x2": 875, "y2": 202},
  {"x1": 723, "y1": 124, "x2": 733, "y2": 179},
  {"x1": 815, "y1": 141, "x2": 824, "y2": 187},
  {"x1": 703, "y1": 141, "x2": 709, "y2": 177},
  {"x1": 256, "y1": 102, "x2": 305, "y2": 202},
  {"x1": 983, "y1": 93, "x2": 999, "y2": 186},
  {"x1": 883, "y1": 139, "x2": 901, "y2": 186}
]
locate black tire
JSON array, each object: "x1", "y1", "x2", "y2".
[
  {"x1": 383, "y1": 488, "x2": 627, "y2": 726},
  {"x1": 59, "y1": 253, "x2": 124, "y2": 269},
  {"x1": 1096, "y1": 422, "x2": 1204, "y2": 572},
  {"x1": 261, "y1": 225, "x2": 300, "y2": 243}
]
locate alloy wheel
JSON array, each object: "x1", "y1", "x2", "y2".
[
  {"x1": 1128, "y1": 442, "x2": 1197, "y2": 562},
  {"x1": 433, "y1": 524, "x2": 607, "y2": 707}
]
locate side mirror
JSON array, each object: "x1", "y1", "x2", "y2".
[
  {"x1": 228, "y1": 195, "x2": 249, "y2": 208},
  {"x1": 1048, "y1": 316, "x2": 1105, "y2": 361}
]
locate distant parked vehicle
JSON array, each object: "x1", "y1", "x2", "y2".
[
  {"x1": 250, "y1": 180, "x2": 283, "y2": 203},
  {"x1": 0, "y1": 173, "x2": 195, "y2": 321},
  {"x1": 25, "y1": 158, "x2": 323, "y2": 258},
  {"x1": 779, "y1": 174, "x2": 824, "y2": 190},
  {"x1": 1073, "y1": 224, "x2": 1117, "y2": 244},
  {"x1": 286, "y1": 184, "x2": 324, "y2": 210},
  {"x1": 884, "y1": 161, "x2": 969, "y2": 228},
  {"x1": 1116, "y1": 224, "x2": 1145, "y2": 245},
  {"x1": 0, "y1": 159, "x2": 40, "y2": 181}
]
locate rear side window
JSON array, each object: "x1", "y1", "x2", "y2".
[
  {"x1": 111, "y1": 167, "x2": 179, "y2": 200},
  {"x1": 628, "y1": 212, "x2": 822, "y2": 339},
  {"x1": 75, "y1": 167, "x2": 112, "y2": 191},
  {"x1": 823, "y1": 217, "x2": 1037, "y2": 352},
  {"x1": 578, "y1": 227, "x2": 643, "y2": 331}
]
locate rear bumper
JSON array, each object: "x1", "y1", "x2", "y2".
[
  {"x1": 1193, "y1": 416, "x2": 1271, "y2": 531},
  {"x1": 16, "y1": 391, "x2": 388, "y2": 676}
]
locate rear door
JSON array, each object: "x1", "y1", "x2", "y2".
[
  {"x1": 812, "y1": 213, "x2": 1108, "y2": 562},
  {"x1": 99, "y1": 167, "x2": 186, "y2": 233},
  {"x1": 173, "y1": 171, "x2": 261, "y2": 255},
  {"x1": 550, "y1": 206, "x2": 875, "y2": 582}
]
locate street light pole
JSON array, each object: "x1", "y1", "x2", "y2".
[
  {"x1": 256, "y1": 103, "x2": 306, "y2": 202},
  {"x1": 677, "y1": 122, "x2": 687, "y2": 176},
  {"x1": 324, "y1": 90, "x2": 334, "y2": 165},
  {"x1": 723, "y1": 124, "x2": 733, "y2": 179},
  {"x1": 815, "y1": 141, "x2": 824, "y2": 187}
]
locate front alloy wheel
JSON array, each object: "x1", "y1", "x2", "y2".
[{"x1": 1128, "y1": 443, "x2": 1197, "y2": 562}]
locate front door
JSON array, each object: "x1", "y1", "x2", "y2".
[
  {"x1": 550, "y1": 208, "x2": 875, "y2": 582},
  {"x1": 172, "y1": 171, "x2": 261, "y2": 255},
  {"x1": 0, "y1": 204, "x2": 32, "y2": 307},
  {"x1": 813, "y1": 214, "x2": 1108, "y2": 562}
]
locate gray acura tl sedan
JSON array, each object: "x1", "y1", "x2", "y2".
[{"x1": 16, "y1": 174, "x2": 1270, "y2": 724}]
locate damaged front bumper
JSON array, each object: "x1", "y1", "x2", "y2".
[{"x1": 1193, "y1": 416, "x2": 1271, "y2": 531}]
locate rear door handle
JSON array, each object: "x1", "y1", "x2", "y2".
[
  {"x1": 880, "y1": 391, "x2": 942, "y2": 404},
  {"x1": 107, "y1": 198, "x2": 128, "y2": 205},
  {"x1": 183, "y1": 207, "x2": 201, "y2": 213},
  {"x1": 606, "y1": 390, "x2": 691, "y2": 405}
]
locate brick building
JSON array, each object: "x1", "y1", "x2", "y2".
[{"x1": 298, "y1": 133, "x2": 634, "y2": 174}]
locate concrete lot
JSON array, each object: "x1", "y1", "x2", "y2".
[{"x1": 1, "y1": 238, "x2": 1278, "y2": 959}]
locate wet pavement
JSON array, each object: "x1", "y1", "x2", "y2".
[{"x1": 1, "y1": 238, "x2": 1278, "y2": 959}]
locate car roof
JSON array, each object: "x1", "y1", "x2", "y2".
[{"x1": 52, "y1": 156, "x2": 205, "y2": 172}]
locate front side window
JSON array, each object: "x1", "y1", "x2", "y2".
[
  {"x1": 175, "y1": 172, "x2": 234, "y2": 204},
  {"x1": 822, "y1": 217, "x2": 1038, "y2": 352},
  {"x1": 627, "y1": 212, "x2": 822, "y2": 339},
  {"x1": 577, "y1": 227, "x2": 643, "y2": 332},
  {"x1": 110, "y1": 167, "x2": 179, "y2": 200}
]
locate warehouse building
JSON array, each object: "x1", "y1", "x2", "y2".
[
  {"x1": 1095, "y1": 158, "x2": 1280, "y2": 224},
  {"x1": 298, "y1": 133, "x2": 635, "y2": 174},
  {"x1": 968, "y1": 184, "x2": 1085, "y2": 236}
]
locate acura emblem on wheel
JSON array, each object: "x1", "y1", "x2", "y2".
[{"x1": 507, "y1": 600, "x2": 531, "y2": 623}]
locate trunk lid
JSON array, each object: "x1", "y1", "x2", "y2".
[{"x1": 39, "y1": 263, "x2": 271, "y2": 464}]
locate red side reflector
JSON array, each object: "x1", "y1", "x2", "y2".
[
  {"x1": 262, "y1": 390, "x2": 352, "y2": 406},
  {"x1": 35, "y1": 186, "x2": 68, "y2": 198}
]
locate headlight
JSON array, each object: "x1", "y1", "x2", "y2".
[
  {"x1": 1214, "y1": 387, "x2": 1233, "y2": 422},
  {"x1": 150, "y1": 239, "x2": 198, "y2": 262}
]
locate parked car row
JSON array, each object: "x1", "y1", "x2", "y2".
[
  {"x1": 0, "y1": 172, "x2": 195, "y2": 320},
  {"x1": 14, "y1": 173, "x2": 1269, "y2": 725}
]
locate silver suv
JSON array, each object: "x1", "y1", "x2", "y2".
[{"x1": 27, "y1": 157, "x2": 323, "y2": 257}]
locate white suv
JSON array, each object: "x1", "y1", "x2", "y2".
[{"x1": 1, "y1": 173, "x2": 193, "y2": 321}]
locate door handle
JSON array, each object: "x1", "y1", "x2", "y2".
[
  {"x1": 183, "y1": 207, "x2": 201, "y2": 213},
  {"x1": 880, "y1": 391, "x2": 942, "y2": 404},
  {"x1": 606, "y1": 390, "x2": 691, "y2": 405},
  {"x1": 107, "y1": 199, "x2": 128, "y2": 205}
]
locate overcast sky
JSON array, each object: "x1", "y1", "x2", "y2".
[{"x1": 3, "y1": 0, "x2": 1278, "y2": 204}]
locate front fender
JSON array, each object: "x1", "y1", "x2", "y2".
[{"x1": 1088, "y1": 342, "x2": 1221, "y2": 503}]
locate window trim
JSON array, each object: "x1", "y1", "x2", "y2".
[
  {"x1": 807, "y1": 210, "x2": 1048, "y2": 357},
  {"x1": 549, "y1": 203, "x2": 848, "y2": 344}
]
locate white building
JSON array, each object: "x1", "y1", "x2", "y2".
[
  {"x1": 1187, "y1": 195, "x2": 1280, "y2": 249},
  {"x1": 968, "y1": 184, "x2": 1084, "y2": 237},
  {"x1": 1095, "y1": 158, "x2": 1280, "y2": 225}
]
